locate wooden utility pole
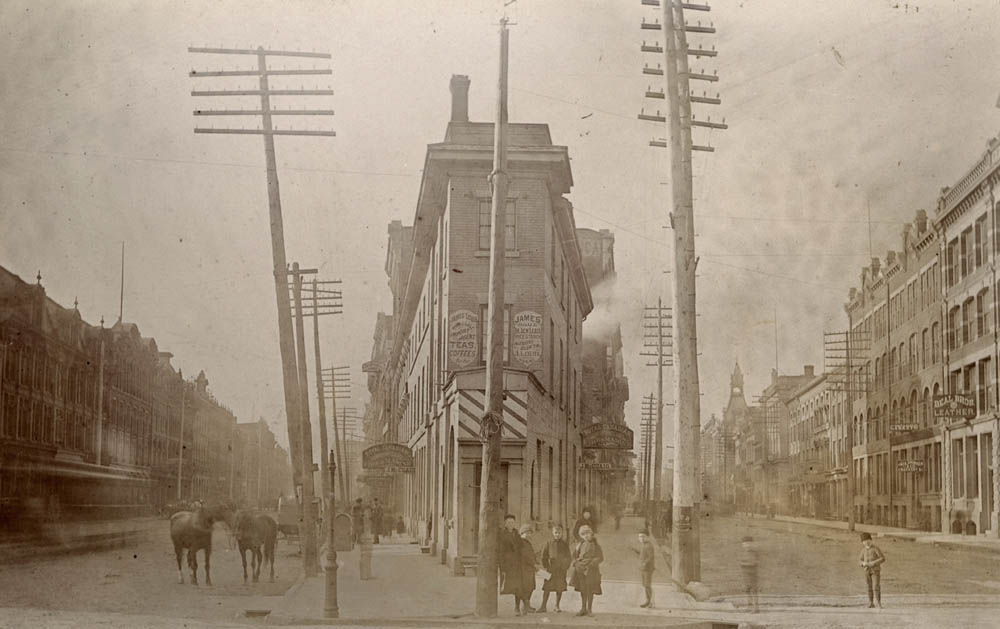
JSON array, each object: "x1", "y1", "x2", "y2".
[
  {"x1": 475, "y1": 17, "x2": 510, "y2": 619},
  {"x1": 188, "y1": 46, "x2": 334, "y2": 578},
  {"x1": 324, "y1": 366, "x2": 351, "y2": 506},
  {"x1": 291, "y1": 262, "x2": 320, "y2": 576},
  {"x1": 309, "y1": 279, "x2": 344, "y2": 536},
  {"x1": 96, "y1": 324, "x2": 105, "y2": 467},
  {"x1": 641, "y1": 299, "x2": 673, "y2": 504},
  {"x1": 662, "y1": 0, "x2": 711, "y2": 584},
  {"x1": 640, "y1": 393, "x2": 657, "y2": 510}
]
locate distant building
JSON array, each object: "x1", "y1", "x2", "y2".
[
  {"x1": 577, "y1": 228, "x2": 631, "y2": 521},
  {"x1": 0, "y1": 264, "x2": 290, "y2": 520}
]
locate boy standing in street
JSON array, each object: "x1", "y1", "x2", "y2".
[
  {"x1": 739, "y1": 536, "x2": 759, "y2": 613},
  {"x1": 637, "y1": 531, "x2": 655, "y2": 608},
  {"x1": 859, "y1": 532, "x2": 885, "y2": 608}
]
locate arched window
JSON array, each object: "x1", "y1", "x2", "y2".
[
  {"x1": 932, "y1": 383, "x2": 941, "y2": 424},
  {"x1": 922, "y1": 387, "x2": 931, "y2": 427},
  {"x1": 932, "y1": 321, "x2": 941, "y2": 362}
]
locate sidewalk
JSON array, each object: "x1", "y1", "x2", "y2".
[
  {"x1": 266, "y1": 537, "x2": 731, "y2": 627},
  {"x1": 764, "y1": 513, "x2": 1000, "y2": 554}
]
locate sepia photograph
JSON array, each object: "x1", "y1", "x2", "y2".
[{"x1": 1, "y1": 1, "x2": 999, "y2": 627}]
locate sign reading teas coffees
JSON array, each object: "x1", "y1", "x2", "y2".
[
  {"x1": 580, "y1": 423, "x2": 634, "y2": 450},
  {"x1": 362, "y1": 443, "x2": 414, "y2": 473}
]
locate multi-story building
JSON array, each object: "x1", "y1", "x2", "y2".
[
  {"x1": 576, "y1": 228, "x2": 631, "y2": 520},
  {"x1": 847, "y1": 209, "x2": 944, "y2": 530},
  {"x1": 735, "y1": 366, "x2": 814, "y2": 514},
  {"x1": 787, "y1": 372, "x2": 833, "y2": 519},
  {"x1": 366, "y1": 74, "x2": 592, "y2": 574},
  {"x1": 237, "y1": 419, "x2": 292, "y2": 510},
  {"x1": 937, "y1": 135, "x2": 1000, "y2": 536},
  {"x1": 0, "y1": 264, "x2": 291, "y2": 522}
]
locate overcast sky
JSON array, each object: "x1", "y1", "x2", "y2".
[{"x1": 2, "y1": 0, "x2": 998, "y2": 455}]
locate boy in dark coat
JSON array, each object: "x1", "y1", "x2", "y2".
[
  {"x1": 539, "y1": 524, "x2": 571, "y2": 612},
  {"x1": 859, "y1": 532, "x2": 885, "y2": 608},
  {"x1": 740, "y1": 535, "x2": 760, "y2": 613},
  {"x1": 571, "y1": 525, "x2": 603, "y2": 617},
  {"x1": 637, "y1": 531, "x2": 655, "y2": 608},
  {"x1": 499, "y1": 515, "x2": 520, "y2": 600},
  {"x1": 511, "y1": 523, "x2": 538, "y2": 615}
]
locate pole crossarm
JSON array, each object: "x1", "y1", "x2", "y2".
[
  {"x1": 195, "y1": 109, "x2": 336, "y2": 116},
  {"x1": 188, "y1": 46, "x2": 332, "y2": 59},
  {"x1": 196, "y1": 128, "x2": 337, "y2": 136},
  {"x1": 190, "y1": 69, "x2": 332, "y2": 78},
  {"x1": 192, "y1": 89, "x2": 335, "y2": 97}
]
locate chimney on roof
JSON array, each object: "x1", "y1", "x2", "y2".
[
  {"x1": 450, "y1": 74, "x2": 470, "y2": 122},
  {"x1": 871, "y1": 258, "x2": 881, "y2": 275},
  {"x1": 916, "y1": 209, "x2": 928, "y2": 233},
  {"x1": 804, "y1": 364, "x2": 815, "y2": 377},
  {"x1": 886, "y1": 250, "x2": 896, "y2": 266}
]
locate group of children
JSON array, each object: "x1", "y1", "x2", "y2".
[
  {"x1": 502, "y1": 512, "x2": 889, "y2": 617},
  {"x1": 499, "y1": 512, "x2": 604, "y2": 617}
]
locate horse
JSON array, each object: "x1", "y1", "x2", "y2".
[
  {"x1": 169, "y1": 503, "x2": 233, "y2": 586},
  {"x1": 234, "y1": 510, "x2": 278, "y2": 583}
]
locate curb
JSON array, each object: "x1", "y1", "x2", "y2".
[{"x1": 265, "y1": 613, "x2": 736, "y2": 628}]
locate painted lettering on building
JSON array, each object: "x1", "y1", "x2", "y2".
[
  {"x1": 512, "y1": 310, "x2": 543, "y2": 367},
  {"x1": 448, "y1": 309, "x2": 478, "y2": 368}
]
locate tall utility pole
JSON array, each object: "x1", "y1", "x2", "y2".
[
  {"x1": 188, "y1": 46, "x2": 335, "y2": 578},
  {"x1": 308, "y1": 278, "x2": 344, "y2": 540},
  {"x1": 825, "y1": 326, "x2": 870, "y2": 531},
  {"x1": 475, "y1": 17, "x2": 511, "y2": 619},
  {"x1": 639, "y1": 0, "x2": 724, "y2": 585},
  {"x1": 640, "y1": 393, "x2": 657, "y2": 510},
  {"x1": 95, "y1": 321, "x2": 105, "y2": 467},
  {"x1": 640, "y1": 299, "x2": 673, "y2": 503},
  {"x1": 290, "y1": 262, "x2": 320, "y2": 576},
  {"x1": 323, "y1": 365, "x2": 352, "y2": 506}
]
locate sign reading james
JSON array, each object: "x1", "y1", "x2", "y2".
[
  {"x1": 580, "y1": 423, "x2": 634, "y2": 450},
  {"x1": 512, "y1": 311, "x2": 543, "y2": 367},
  {"x1": 448, "y1": 309, "x2": 478, "y2": 368},
  {"x1": 933, "y1": 394, "x2": 976, "y2": 420},
  {"x1": 362, "y1": 443, "x2": 414, "y2": 473}
]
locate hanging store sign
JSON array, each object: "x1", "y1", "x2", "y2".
[
  {"x1": 362, "y1": 443, "x2": 414, "y2": 473},
  {"x1": 580, "y1": 423, "x2": 634, "y2": 450},
  {"x1": 896, "y1": 460, "x2": 925, "y2": 473},
  {"x1": 512, "y1": 311, "x2": 543, "y2": 367},
  {"x1": 932, "y1": 394, "x2": 976, "y2": 421},
  {"x1": 358, "y1": 473, "x2": 393, "y2": 486},
  {"x1": 579, "y1": 462, "x2": 630, "y2": 472},
  {"x1": 448, "y1": 310, "x2": 479, "y2": 368}
]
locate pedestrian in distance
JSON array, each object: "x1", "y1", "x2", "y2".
[
  {"x1": 539, "y1": 524, "x2": 571, "y2": 613},
  {"x1": 395, "y1": 515, "x2": 405, "y2": 537},
  {"x1": 570, "y1": 524, "x2": 603, "y2": 617},
  {"x1": 636, "y1": 531, "x2": 655, "y2": 608},
  {"x1": 499, "y1": 514, "x2": 520, "y2": 602},
  {"x1": 511, "y1": 523, "x2": 539, "y2": 616},
  {"x1": 572, "y1": 507, "x2": 598, "y2": 546},
  {"x1": 739, "y1": 535, "x2": 760, "y2": 613},
  {"x1": 859, "y1": 532, "x2": 886, "y2": 608},
  {"x1": 371, "y1": 498, "x2": 383, "y2": 544},
  {"x1": 350, "y1": 498, "x2": 364, "y2": 543}
]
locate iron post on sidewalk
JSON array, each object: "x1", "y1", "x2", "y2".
[
  {"x1": 325, "y1": 451, "x2": 339, "y2": 617},
  {"x1": 359, "y1": 507, "x2": 373, "y2": 580}
]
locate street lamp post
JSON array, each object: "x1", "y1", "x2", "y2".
[{"x1": 325, "y1": 450, "x2": 339, "y2": 618}]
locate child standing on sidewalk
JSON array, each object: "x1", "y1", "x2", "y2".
[
  {"x1": 637, "y1": 531, "x2": 655, "y2": 608},
  {"x1": 739, "y1": 536, "x2": 759, "y2": 613},
  {"x1": 859, "y1": 532, "x2": 885, "y2": 608},
  {"x1": 539, "y1": 525, "x2": 571, "y2": 613}
]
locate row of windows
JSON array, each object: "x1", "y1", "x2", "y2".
[
  {"x1": 854, "y1": 443, "x2": 943, "y2": 497},
  {"x1": 944, "y1": 211, "x2": 995, "y2": 288}
]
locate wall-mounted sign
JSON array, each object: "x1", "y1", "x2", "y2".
[
  {"x1": 896, "y1": 460, "x2": 925, "y2": 473},
  {"x1": 579, "y1": 462, "x2": 629, "y2": 472},
  {"x1": 581, "y1": 423, "x2": 634, "y2": 450},
  {"x1": 890, "y1": 423, "x2": 919, "y2": 432},
  {"x1": 362, "y1": 443, "x2": 414, "y2": 473},
  {"x1": 933, "y1": 394, "x2": 976, "y2": 421},
  {"x1": 448, "y1": 310, "x2": 479, "y2": 368},
  {"x1": 512, "y1": 311, "x2": 543, "y2": 367},
  {"x1": 358, "y1": 473, "x2": 393, "y2": 486}
]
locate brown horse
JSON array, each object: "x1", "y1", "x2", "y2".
[
  {"x1": 169, "y1": 504, "x2": 233, "y2": 585},
  {"x1": 235, "y1": 510, "x2": 278, "y2": 583}
]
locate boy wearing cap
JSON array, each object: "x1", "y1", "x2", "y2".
[
  {"x1": 859, "y1": 532, "x2": 885, "y2": 608},
  {"x1": 512, "y1": 523, "x2": 539, "y2": 615}
]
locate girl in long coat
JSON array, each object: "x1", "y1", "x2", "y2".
[
  {"x1": 570, "y1": 524, "x2": 603, "y2": 616},
  {"x1": 511, "y1": 523, "x2": 538, "y2": 615},
  {"x1": 540, "y1": 525, "x2": 571, "y2": 612}
]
